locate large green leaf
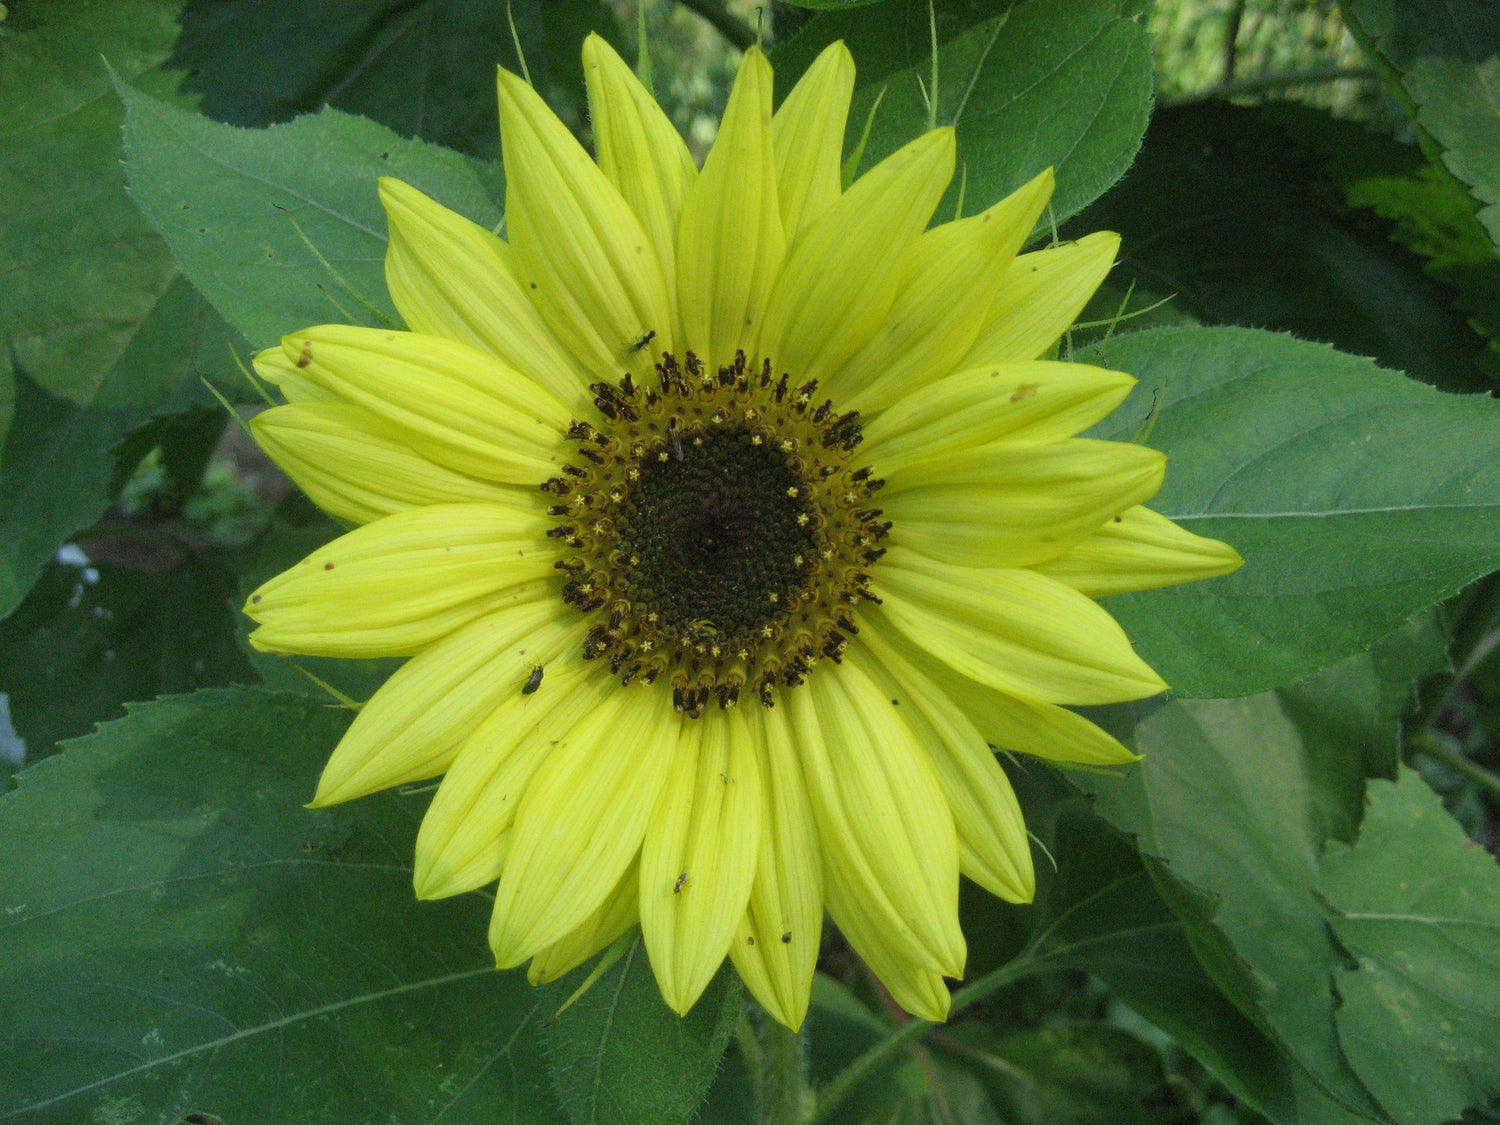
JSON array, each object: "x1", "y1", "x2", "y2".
[
  {"x1": 0, "y1": 375, "x2": 135, "y2": 620},
  {"x1": 170, "y1": 0, "x2": 624, "y2": 159},
  {"x1": 1322, "y1": 769, "x2": 1500, "y2": 1125},
  {"x1": 1080, "y1": 326, "x2": 1500, "y2": 698},
  {"x1": 1020, "y1": 802, "x2": 1300, "y2": 1123},
  {"x1": 0, "y1": 543, "x2": 256, "y2": 767},
  {"x1": 0, "y1": 687, "x2": 569, "y2": 1125},
  {"x1": 542, "y1": 941, "x2": 741, "y2": 1125},
  {"x1": 119, "y1": 81, "x2": 504, "y2": 348},
  {"x1": 1075, "y1": 624, "x2": 1448, "y2": 1124},
  {"x1": 0, "y1": 0, "x2": 184, "y2": 403},
  {"x1": 1348, "y1": 0, "x2": 1500, "y2": 252},
  {"x1": 1073, "y1": 101, "x2": 1497, "y2": 394},
  {"x1": 0, "y1": 2, "x2": 248, "y2": 618},
  {"x1": 773, "y1": 0, "x2": 1152, "y2": 223}
]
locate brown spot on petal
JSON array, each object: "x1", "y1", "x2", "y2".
[{"x1": 1010, "y1": 383, "x2": 1040, "y2": 402}]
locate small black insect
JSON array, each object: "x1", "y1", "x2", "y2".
[
  {"x1": 630, "y1": 328, "x2": 656, "y2": 353},
  {"x1": 522, "y1": 665, "x2": 544, "y2": 695}
]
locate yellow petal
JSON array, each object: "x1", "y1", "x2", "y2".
[
  {"x1": 676, "y1": 46, "x2": 785, "y2": 370},
  {"x1": 489, "y1": 692, "x2": 683, "y2": 966},
  {"x1": 310, "y1": 605, "x2": 582, "y2": 807},
  {"x1": 757, "y1": 128, "x2": 955, "y2": 385},
  {"x1": 251, "y1": 401, "x2": 522, "y2": 526},
  {"x1": 823, "y1": 865, "x2": 952, "y2": 1023},
  {"x1": 1033, "y1": 504, "x2": 1244, "y2": 597},
  {"x1": 771, "y1": 40, "x2": 854, "y2": 247},
  {"x1": 640, "y1": 705, "x2": 762, "y2": 1015},
  {"x1": 583, "y1": 33, "x2": 697, "y2": 287},
  {"x1": 414, "y1": 663, "x2": 615, "y2": 900},
  {"x1": 253, "y1": 345, "x2": 332, "y2": 404},
  {"x1": 960, "y1": 231, "x2": 1120, "y2": 366},
  {"x1": 873, "y1": 547, "x2": 1168, "y2": 704},
  {"x1": 882, "y1": 439, "x2": 1167, "y2": 568},
  {"x1": 862, "y1": 612, "x2": 1138, "y2": 766},
  {"x1": 834, "y1": 169, "x2": 1055, "y2": 411},
  {"x1": 791, "y1": 662, "x2": 965, "y2": 977},
  {"x1": 497, "y1": 65, "x2": 674, "y2": 383},
  {"x1": 244, "y1": 503, "x2": 557, "y2": 658},
  {"x1": 378, "y1": 177, "x2": 592, "y2": 412},
  {"x1": 279, "y1": 324, "x2": 570, "y2": 484},
  {"x1": 848, "y1": 638, "x2": 1033, "y2": 903},
  {"x1": 728, "y1": 699, "x2": 823, "y2": 1031},
  {"x1": 528, "y1": 859, "x2": 641, "y2": 985},
  {"x1": 860, "y1": 361, "x2": 1135, "y2": 471}
]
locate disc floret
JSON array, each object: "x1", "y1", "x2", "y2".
[{"x1": 542, "y1": 350, "x2": 889, "y2": 715}]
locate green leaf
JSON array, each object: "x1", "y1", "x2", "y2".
[
  {"x1": 118, "y1": 80, "x2": 504, "y2": 348},
  {"x1": 0, "y1": 3, "x2": 251, "y2": 616},
  {"x1": 1322, "y1": 768, "x2": 1500, "y2": 1125},
  {"x1": 0, "y1": 0, "x2": 185, "y2": 402},
  {"x1": 1080, "y1": 326, "x2": 1500, "y2": 698},
  {"x1": 1347, "y1": 0, "x2": 1500, "y2": 252},
  {"x1": 1272, "y1": 613, "x2": 1448, "y2": 847},
  {"x1": 0, "y1": 687, "x2": 568, "y2": 1124},
  {"x1": 773, "y1": 0, "x2": 1152, "y2": 223},
  {"x1": 542, "y1": 939, "x2": 741, "y2": 1125},
  {"x1": 1079, "y1": 693, "x2": 1388, "y2": 1121},
  {"x1": 935, "y1": 1022, "x2": 1186, "y2": 1125},
  {"x1": 171, "y1": 0, "x2": 625, "y2": 160},
  {"x1": 1073, "y1": 101, "x2": 1497, "y2": 394},
  {"x1": 0, "y1": 548, "x2": 256, "y2": 766},
  {"x1": 1021, "y1": 798, "x2": 1300, "y2": 1124},
  {"x1": 0, "y1": 374, "x2": 135, "y2": 620}
]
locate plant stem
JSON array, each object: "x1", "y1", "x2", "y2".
[
  {"x1": 676, "y1": 0, "x2": 758, "y2": 51},
  {"x1": 755, "y1": 1009, "x2": 812, "y2": 1125},
  {"x1": 809, "y1": 956, "x2": 1038, "y2": 1123},
  {"x1": 1412, "y1": 732, "x2": 1500, "y2": 802}
]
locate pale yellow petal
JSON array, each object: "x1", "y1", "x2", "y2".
[
  {"x1": 244, "y1": 503, "x2": 557, "y2": 658},
  {"x1": 253, "y1": 345, "x2": 333, "y2": 404},
  {"x1": 791, "y1": 662, "x2": 964, "y2": 977},
  {"x1": 862, "y1": 615, "x2": 1138, "y2": 766},
  {"x1": 583, "y1": 33, "x2": 697, "y2": 287},
  {"x1": 311, "y1": 605, "x2": 582, "y2": 806},
  {"x1": 860, "y1": 362, "x2": 1135, "y2": 471},
  {"x1": 414, "y1": 662, "x2": 615, "y2": 900},
  {"x1": 489, "y1": 692, "x2": 683, "y2": 966},
  {"x1": 757, "y1": 128, "x2": 955, "y2": 385},
  {"x1": 848, "y1": 636, "x2": 1033, "y2": 902},
  {"x1": 872, "y1": 547, "x2": 1167, "y2": 704},
  {"x1": 528, "y1": 860, "x2": 641, "y2": 985},
  {"x1": 280, "y1": 324, "x2": 570, "y2": 484},
  {"x1": 833, "y1": 169, "x2": 1055, "y2": 410},
  {"x1": 882, "y1": 439, "x2": 1167, "y2": 568},
  {"x1": 1033, "y1": 504, "x2": 1244, "y2": 597},
  {"x1": 771, "y1": 40, "x2": 854, "y2": 247},
  {"x1": 676, "y1": 46, "x2": 785, "y2": 370},
  {"x1": 728, "y1": 698, "x2": 822, "y2": 1031},
  {"x1": 497, "y1": 66, "x2": 674, "y2": 383},
  {"x1": 378, "y1": 177, "x2": 592, "y2": 412},
  {"x1": 823, "y1": 866, "x2": 952, "y2": 1023},
  {"x1": 960, "y1": 232, "x2": 1120, "y2": 366},
  {"x1": 640, "y1": 705, "x2": 762, "y2": 1015},
  {"x1": 250, "y1": 401, "x2": 523, "y2": 526}
]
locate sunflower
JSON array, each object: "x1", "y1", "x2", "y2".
[{"x1": 243, "y1": 34, "x2": 1241, "y2": 1029}]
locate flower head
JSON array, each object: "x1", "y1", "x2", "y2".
[{"x1": 245, "y1": 35, "x2": 1241, "y2": 1028}]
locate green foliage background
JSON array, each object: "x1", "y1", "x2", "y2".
[{"x1": 2, "y1": 1, "x2": 1500, "y2": 1123}]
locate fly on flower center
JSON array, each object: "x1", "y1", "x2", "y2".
[{"x1": 542, "y1": 350, "x2": 890, "y2": 717}]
